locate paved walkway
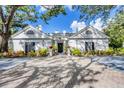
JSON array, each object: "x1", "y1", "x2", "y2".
[{"x1": 0, "y1": 55, "x2": 124, "y2": 88}]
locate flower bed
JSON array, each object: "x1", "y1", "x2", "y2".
[{"x1": 0, "y1": 48, "x2": 49, "y2": 58}]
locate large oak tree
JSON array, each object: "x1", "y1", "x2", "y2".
[{"x1": 0, "y1": 5, "x2": 66, "y2": 52}]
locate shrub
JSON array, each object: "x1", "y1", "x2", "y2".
[
  {"x1": 96, "y1": 50, "x2": 104, "y2": 56},
  {"x1": 39, "y1": 48, "x2": 48, "y2": 56},
  {"x1": 0, "y1": 52, "x2": 3, "y2": 58},
  {"x1": 71, "y1": 48, "x2": 124, "y2": 57},
  {"x1": 14, "y1": 51, "x2": 25, "y2": 57},
  {"x1": 52, "y1": 45, "x2": 57, "y2": 51},
  {"x1": 105, "y1": 48, "x2": 114, "y2": 55},
  {"x1": 6, "y1": 49, "x2": 13, "y2": 57},
  {"x1": 82, "y1": 51, "x2": 96, "y2": 57},
  {"x1": 28, "y1": 50, "x2": 36, "y2": 57},
  {"x1": 52, "y1": 45, "x2": 58, "y2": 55},
  {"x1": 71, "y1": 48, "x2": 81, "y2": 56},
  {"x1": 117, "y1": 48, "x2": 124, "y2": 55}
]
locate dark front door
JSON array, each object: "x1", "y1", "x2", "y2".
[{"x1": 58, "y1": 43, "x2": 63, "y2": 53}]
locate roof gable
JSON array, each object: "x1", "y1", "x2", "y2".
[
  {"x1": 69, "y1": 26, "x2": 109, "y2": 39},
  {"x1": 11, "y1": 25, "x2": 52, "y2": 39}
]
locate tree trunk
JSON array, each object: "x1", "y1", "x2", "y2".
[
  {"x1": 0, "y1": 35, "x2": 2, "y2": 52},
  {"x1": 0, "y1": 34, "x2": 9, "y2": 52},
  {"x1": 0, "y1": 24, "x2": 11, "y2": 52},
  {"x1": 0, "y1": 6, "x2": 17, "y2": 52}
]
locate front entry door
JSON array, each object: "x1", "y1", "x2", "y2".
[{"x1": 58, "y1": 43, "x2": 63, "y2": 53}]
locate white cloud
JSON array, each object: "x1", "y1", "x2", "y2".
[
  {"x1": 70, "y1": 20, "x2": 86, "y2": 32},
  {"x1": 90, "y1": 18, "x2": 103, "y2": 31}
]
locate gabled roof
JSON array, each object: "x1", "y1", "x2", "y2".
[
  {"x1": 11, "y1": 25, "x2": 36, "y2": 38},
  {"x1": 11, "y1": 25, "x2": 109, "y2": 40},
  {"x1": 69, "y1": 26, "x2": 109, "y2": 39},
  {"x1": 11, "y1": 25, "x2": 52, "y2": 39}
]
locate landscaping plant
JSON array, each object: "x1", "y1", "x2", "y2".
[
  {"x1": 28, "y1": 50, "x2": 37, "y2": 57},
  {"x1": 39, "y1": 48, "x2": 48, "y2": 56},
  {"x1": 0, "y1": 52, "x2": 3, "y2": 58},
  {"x1": 14, "y1": 51, "x2": 25, "y2": 57},
  {"x1": 52, "y1": 45, "x2": 58, "y2": 55},
  {"x1": 71, "y1": 48, "x2": 81, "y2": 56}
]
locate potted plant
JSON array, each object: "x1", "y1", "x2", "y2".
[{"x1": 49, "y1": 46, "x2": 53, "y2": 49}]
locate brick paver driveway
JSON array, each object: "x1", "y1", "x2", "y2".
[{"x1": 0, "y1": 55, "x2": 124, "y2": 88}]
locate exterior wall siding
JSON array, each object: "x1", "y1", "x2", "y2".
[
  {"x1": 8, "y1": 39, "x2": 52, "y2": 52},
  {"x1": 68, "y1": 39, "x2": 109, "y2": 51}
]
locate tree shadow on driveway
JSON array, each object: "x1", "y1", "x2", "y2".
[{"x1": 0, "y1": 56, "x2": 103, "y2": 88}]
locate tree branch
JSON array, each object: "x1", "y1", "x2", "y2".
[
  {"x1": 0, "y1": 6, "x2": 6, "y2": 23},
  {"x1": 6, "y1": 6, "x2": 19, "y2": 25},
  {"x1": 42, "y1": 5, "x2": 55, "y2": 10}
]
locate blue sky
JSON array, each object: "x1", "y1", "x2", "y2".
[
  {"x1": 39, "y1": 7, "x2": 80, "y2": 33},
  {"x1": 29, "y1": 5, "x2": 123, "y2": 33}
]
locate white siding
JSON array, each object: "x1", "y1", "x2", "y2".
[
  {"x1": 94, "y1": 39, "x2": 109, "y2": 50},
  {"x1": 77, "y1": 40, "x2": 85, "y2": 51},
  {"x1": 68, "y1": 39, "x2": 109, "y2": 51},
  {"x1": 8, "y1": 39, "x2": 52, "y2": 52},
  {"x1": 8, "y1": 40, "x2": 25, "y2": 51},
  {"x1": 68, "y1": 40, "x2": 76, "y2": 48}
]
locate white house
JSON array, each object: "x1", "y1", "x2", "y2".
[{"x1": 8, "y1": 25, "x2": 109, "y2": 53}]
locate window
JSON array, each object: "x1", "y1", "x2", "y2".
[
  {"x1": 85, "y1": 42, "x2": 95, "y2": 51},
  {"x1": 86, "y1": 30, "x2": 92, "y2": 35},
  {"x1": 26, "y1": 30, "x2": 34, "y2": 34},
  {"x1": 25, "y1": 42, "x2": 35, "y2": 53}
]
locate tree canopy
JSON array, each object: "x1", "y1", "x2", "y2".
[
  {"x1": 0, "y1": 5, "x2": 66, "y2": 33},
  {"x1": 105, "y1": 11, "x2": 124, "y2": 48},
  {"x1": 42, "y1": 5, "x2": 116, "y2": 25},
  {"x1": 77, "y1": 5, "x2": 120, "y2": 26}
]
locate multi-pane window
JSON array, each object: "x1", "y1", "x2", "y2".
[{"x1": 85, "y1": 42, "x2": 95, "y2": 51}]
